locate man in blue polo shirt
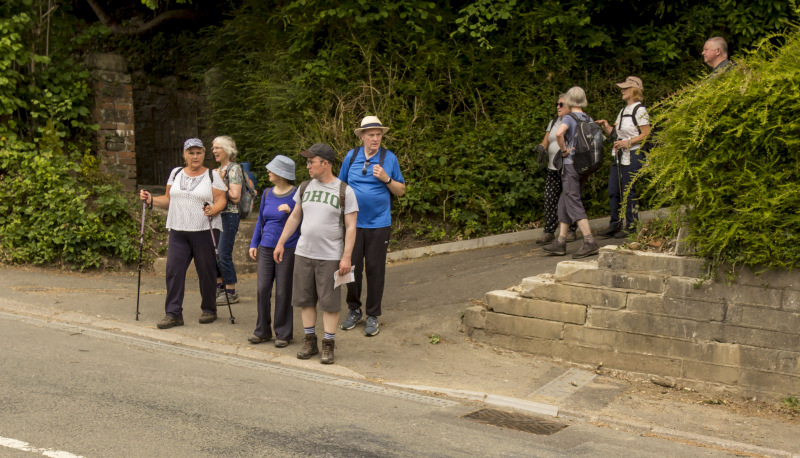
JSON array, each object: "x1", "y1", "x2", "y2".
[{"x1": 338, "y1": 116, "x2": 406, "y2": 336}]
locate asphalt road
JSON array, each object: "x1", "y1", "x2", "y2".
[{"x1": 1, "y1": 313, "x2": 738, "y2": 457}]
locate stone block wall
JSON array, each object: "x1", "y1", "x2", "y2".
[
  {"x1": 462, "y1": 246, "x2": 800, "y2": 397},
  {"x1": 87, "y1": 53, "x2": 136, "y2": 190}
]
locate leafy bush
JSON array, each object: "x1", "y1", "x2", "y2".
[
  {"x1": 0, "y1": 129, "x2": 164, "y2": 270},
  {"x1": 641, "y1": 30, "x2": 800, "y2": 269},
  {"x1": 188, "y1": 1, "x2": 799, "y2": 242}
]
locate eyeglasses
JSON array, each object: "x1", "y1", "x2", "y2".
[
  {"x1": 306, "y1": 159, "x2": 322, "y2": 166},
  {"x1": 361, "y1": 159, "x2": 371, "y2": 175},
  {"x1": 556, "y1": 102, "x2": 565, "y2": 108}
]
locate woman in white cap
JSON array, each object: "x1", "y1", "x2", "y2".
[
  {"x1": 140, "y1": 138, "x2": 227, "y2": 329},
  {"x1": 247, "y1": 155, "x2": 301, "y2": 347},
  {"x1": 596, "y1": 76, "x2": 651, "y2": 238}
]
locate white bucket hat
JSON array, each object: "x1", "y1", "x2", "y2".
[
  {"x1": 266, "y1": 155, "x2": 296, "y2": 181},
  {"x1": 354, "y1": 116, "x2": 390, "y2": 137}
]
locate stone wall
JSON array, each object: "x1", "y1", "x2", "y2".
[
  {"x1": 87, "y1": 54, "x2": 136, "y2": 190},
  {"x1": 86, "y1": 52, "x2": 208, "y2": 190},
  {"x1": 462, "y1": 246, "x2": 800, "y2": 398}
]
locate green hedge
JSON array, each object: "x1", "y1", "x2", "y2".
[{"x1": 643, "y1": 30, "x2": 800, "y2": 269}]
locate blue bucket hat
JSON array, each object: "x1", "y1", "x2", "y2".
[{"x1": 266, "y1": 155, "x2": 296, "y2": 181}]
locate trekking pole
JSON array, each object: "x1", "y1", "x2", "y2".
[
  {"x1": 203, "y1": 203, "x2": 235, "y2": 324},
  {"x1": 616, "y1": 147, "x2": 625, "y2": 232},
  {"x1": 135, "y1": 192, "x2": 148, "y2": 321}
]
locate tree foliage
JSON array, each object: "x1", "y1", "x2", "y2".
[
  {"x1": 0, "y1": 0, "x2": 164, "y2": 269},
  {"x1": 188, "y1": 0, "x2": 800, "y2": 240},
  {"x1": 641, "y1": 29, "x2": 800, "y2": 269}
]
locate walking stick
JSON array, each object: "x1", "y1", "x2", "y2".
[
  {"x1": 616, "y1": 147, "x2": 625, "y2": 233},
  {"x1": 204, "y1": 203, "x2": 235, "y2": 324},
  {"x1": 135, "y1": 193, "x2": 148, "y2": 321}
]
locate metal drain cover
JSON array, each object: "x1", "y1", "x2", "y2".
[{"x1": 462, "y1": 408, "x2": 568, "y2": 435}]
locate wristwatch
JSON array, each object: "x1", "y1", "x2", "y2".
[{"x1": 385, "y1": 177, "x2": 392, "y2": 185}]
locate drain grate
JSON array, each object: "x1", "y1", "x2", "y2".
[{"x1": 462, "y1": 408, "x2": 568, "y2": 435}]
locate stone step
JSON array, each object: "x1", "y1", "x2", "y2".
[
  {"x1": 597, "y1": 246, "x2": 708, "y2": 278},
  {"x1": 554, "y1": 260, "x2": 667, "y2": 294},
  {"x1": 486, "y1": 289, "x2": 586, "y2": 325},
  {"x1": 519, "y1": 276, "x2": 631, "y2": 310}
]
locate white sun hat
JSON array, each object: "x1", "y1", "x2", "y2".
[{"x1": 354, "y1": 116, "x2": 390, "y2": 137}]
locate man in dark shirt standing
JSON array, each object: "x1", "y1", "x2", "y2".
[{"x1": 702, "y1": 36, "x2": 732, "y2": 75}]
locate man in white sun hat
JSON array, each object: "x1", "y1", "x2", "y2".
[{"x1": 338, "y1": 115, "x2": 406, "y2": 336}]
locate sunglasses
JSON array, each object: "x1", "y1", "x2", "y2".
[
  {"x1": 362, "y1": 159, "x2": 371, "y2": 175},
  {"x1": 556, "y1": 102, "x2": 565, "y2": 108}
]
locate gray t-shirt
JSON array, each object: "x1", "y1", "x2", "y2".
[{"x1": 294, "y1": 178, "x2": 359, "y2": 261}]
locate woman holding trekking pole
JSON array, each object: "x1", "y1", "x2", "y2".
[
  {"x1": 139, "y1": 138, "x2": 227, "y2": 329},
  {"x1": 247, "y1": 155, "x2": 301, "y2": 347},
  {"x1": 596, "y1": 76, "x2": 651, "y2": 239}
]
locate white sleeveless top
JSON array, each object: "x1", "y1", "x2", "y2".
[{"x1": 165, "y1": 167, "x2": 227, "y2": 232}]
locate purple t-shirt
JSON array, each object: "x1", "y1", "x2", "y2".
[{"x1": 250, "y1": 187, "x2": 300, "y2": 249}]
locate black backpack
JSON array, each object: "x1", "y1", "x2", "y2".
[
  {"x1": 349, "y1": 146, "x2": 387, "y2": 168},
  {"x1": 615, "y1": 103, "x2": 654, "y2": 153},
  {"x1": 568, "y1": 112, "x2": 605, "y2": 176}
]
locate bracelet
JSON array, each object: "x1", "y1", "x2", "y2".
[{"x1": 147, "y1": 197, "x2": 153, "y2": 210}]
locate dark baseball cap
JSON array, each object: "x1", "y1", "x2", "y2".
[{"x1": 299, "y1": 143, "x2": 336, "y2": 163}]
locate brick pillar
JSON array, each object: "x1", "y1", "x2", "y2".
[{"x1": 86, "y1": 53, "x2": 137, "y2": 191}]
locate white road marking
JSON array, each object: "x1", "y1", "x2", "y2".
[{"x1": 0, "y1": 436, "x2": 83, "y2": 457}]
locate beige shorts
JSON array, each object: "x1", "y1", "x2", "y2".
[{"x1": 291, "y1": 255, "x2": 342, "y2": 312}]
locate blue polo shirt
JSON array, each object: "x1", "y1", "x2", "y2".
[{"x1": 338, "y1": 147, "x2": 405, "y2": 228}]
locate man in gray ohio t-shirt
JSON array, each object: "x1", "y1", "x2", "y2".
[{"x1": 274, "y1": 143, "x2": 358, "y2": 365}]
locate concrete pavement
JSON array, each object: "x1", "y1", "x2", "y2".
[{"x1": 1, "y1": 227, "x2": 798, "y2": 456}]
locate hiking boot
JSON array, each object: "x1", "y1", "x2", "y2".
[
  {"x1": 216, "y1": 291, "x2": 240, "y2": 304},
  {"x1": 565, "y1": 231, "x2": 577, "y2": 243},
  {"x1": 572, "y1": 240, "x2": 599, "y2": 259},
  {"x1": 364, "y1": 316, "x2": 379, "y2": 336},
  {"x1": 541, "y1": 239, "x2": 567, "y2": 256},
  {"x1": 274, "y1": 339, "x2": 291, "y2": 348},
  {"x1": 614, "y1": 229, "x2": 632, "y2": 239},
  {"x1": 321, "y1": 338, "x2": 335, "y2": 364},
  {"x1": 597, "y1": 225, "x2": 621, "y2": 238},
  {"x1": 248, "y1": 335, "x2": 270, "y2": 344},
  {"x1": 536, "y1": 232, "x2": 555, "y2": 245},
  {"x1": 199, "y1": 312, "x2": 217, "y2": 324},
  {"x1": 157, "y1": 315, "x2": 184, "y2": 329},
  {"x1": 297, "y1": 334, "x2": 319, "y2": 360},
  {"x1": 340, "y1": 308, "x2": 363, "y2": 330}
]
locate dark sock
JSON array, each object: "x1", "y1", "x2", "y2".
[{"x1": 226, "y1": 288, "x2": 236, "y2": 295}]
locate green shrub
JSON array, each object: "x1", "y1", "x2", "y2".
[
  {"x1": 0, "y1": 129, "x2": 164, "y2": 270},
  {"x1": 641, "y1": 30, "x2": 800, "y2": 269}
]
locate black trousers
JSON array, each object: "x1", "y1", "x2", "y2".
[
  {"x1": 346, "y1": 226, "x2": 391, "y2": 317},
  {"x1": 254, "y1": 246, "x2": 295, "y2": 341},
  {"x1": 165, "y1": 229, "x2": 219, "y2": 318}
]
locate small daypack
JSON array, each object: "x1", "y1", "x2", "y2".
[
  {"x1": 616, "y1": 103, "x2": 654, "y2": 153},
  {"x1": 568, "y1": 112, "x2": 605, "y2": 176},
  {"x1": 222, "y1": 163, "x2": 257, "y2": 219},
  {"x1": 297, "y1": 180, "x2": 348, "y2": 230}
]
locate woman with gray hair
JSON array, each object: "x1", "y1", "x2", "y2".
[
  {"x1": 247, "y1": 155, "x2": 301, "y2": 347},
  {"x1": 212, "y1": 135, "x2": 243, "y2": 304},
  {"x1": 542, "y1": 86, "x2": 599, "y2": 259}
]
